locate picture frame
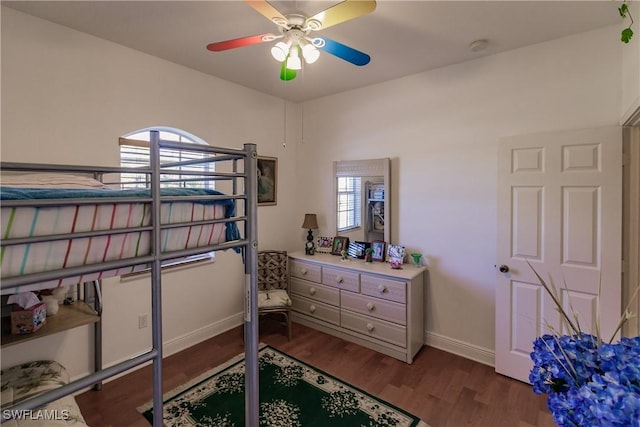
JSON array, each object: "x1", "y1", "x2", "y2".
[
  {"x1": 316, "y1": 236, "x2": 333, "y2": 254},
  {"x1": 257, "y1": 156, "x2": 277, "y2": 206},
  {"x1": 387, "y1": 244, "x2": 406, "y2": 264},
  {"x1": 348, "y1": 241, "x2": 371, "y2": 259},
  {"x1": 331, "y1": 236, "x2": 349, "y2": 255},
  {"x1": 371, "y1": 240, "x2": 386, "y2": 262}
]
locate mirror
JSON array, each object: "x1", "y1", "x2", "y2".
[{"x1": 333, "y1": 158, "x2": 391, "y2": 245}]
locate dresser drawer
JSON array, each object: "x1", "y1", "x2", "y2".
[
  {"x1": 290, "y1": 278, "x2": 340, "y2": 306},
  {"x1": 322, "y1": 267, "x2": 359, "y2": 292},
  {"x1": 361, "y1": 275, "x2": 406, "y2": 304},
  {"x1": 341, "y1": 310, "x2": 407, "y2": 348},
  {"x1": 341, "y1": 291, "x2": 406, "y2": 326},
  {"x1": 290, "y1": 260, "x2": 322, "y2": 283},
  {"x1": 291, "y1": 295, "x2": 340, "y2": 325}
]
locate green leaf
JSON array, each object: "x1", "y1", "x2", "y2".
[
  {"x1": 621, "y1": 27, "x2": 634, "y2": 43},
  {"x1": 619, "y1": 3, "x2": 628, "y2": 17}
]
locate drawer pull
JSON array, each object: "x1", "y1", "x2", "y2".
[
  {"x1": 366, "y1": 302, "x2": 375, "y2": 311},
  {"x1": 336, "y1": 276, "x2": 344, "y2": 283},
  {"x1": 309, "y1": 287, "x2": 316, "y2": 295},
  {"x1": 309, "y1": 305, "x2": 317, "y2": 314},
  {"x1": 378, "y1": 285, "x2": 388, "y2": 293},
  {"x1": 301, "y1": 268, "x2": 308, "y2": 275},
  {"x1": 366, "y1": 323, "x2": 375, "y2": 332}
]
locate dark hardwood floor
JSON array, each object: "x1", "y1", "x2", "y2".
[{"x1": 76, "y1": 320, "x2": 556, "y2": 427}]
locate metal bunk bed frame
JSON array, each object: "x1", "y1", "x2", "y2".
[{"x1": 0, "y1": 134, "x2": 260, "y2": 426}]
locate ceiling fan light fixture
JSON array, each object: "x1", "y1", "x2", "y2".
[{"x1": 271, "y1": 40, "x2": 291, "y2": 62}]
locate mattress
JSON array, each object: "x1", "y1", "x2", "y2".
[{"x1": 1, "y1": 185, "x2": 241, "y2": 294}]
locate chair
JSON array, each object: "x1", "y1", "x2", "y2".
[{"x1": 257, "y1": 250, "x2": 292, "y2": 340}]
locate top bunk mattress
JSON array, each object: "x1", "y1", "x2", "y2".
[{"x1": 1, "y1": 186, "x2": 241, "y2": 293}]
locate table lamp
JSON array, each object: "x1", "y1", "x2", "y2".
[{"x1": 301, "y1": 213, "x2": 319, "y2": 255}]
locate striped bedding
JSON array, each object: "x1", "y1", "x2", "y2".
[{"x1": 1, "y1": 187, "x2": 240, "y2": 294}]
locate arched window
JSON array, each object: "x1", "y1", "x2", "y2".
[
  {"x1": 119, "y1": 127, "x2": 214, "y2": 190},
  {"x1": 119, "y1": 127, "x2": 216, "y2": 274}
]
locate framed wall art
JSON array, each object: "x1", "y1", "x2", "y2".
[
  {"x1": 257, "y1": 156, "x2": 277, "y2": 206},
  {"x1": 371, "y1": 240, "x2": 386, "y2": 262}
]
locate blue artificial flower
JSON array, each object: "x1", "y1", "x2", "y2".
[{"x1": 530, "y1": 335, "x2": 640, "y2": 426}]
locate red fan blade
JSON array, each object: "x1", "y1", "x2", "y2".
[
  {"x1": 307, "y1": 0, "x2": 376, "y2": 30},
  {"x1": 244, "y1": 0, "x2": 287, "y2": 26},
  {"x1": 207, "y1": 34, "x2": 277, "y2": 52}
]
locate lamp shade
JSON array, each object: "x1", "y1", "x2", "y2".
[{"x1": 302, "y1": 213, "x2": 319, "y2": 229}]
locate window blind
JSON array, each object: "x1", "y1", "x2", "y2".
[{"x1": 337, "y1": 176, "x2": 362, "y2": 231}]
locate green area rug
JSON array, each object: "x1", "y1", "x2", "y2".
[{"x1": 139, "y1": 345, "x2": 428, "y2": 427}]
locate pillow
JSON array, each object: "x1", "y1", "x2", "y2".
[
  {"x1": 0, "y1": 173, "x2": 107, "y2": 189},
  {"x1": 1, "y1": 386, "x2": 14, "y2": 407}
]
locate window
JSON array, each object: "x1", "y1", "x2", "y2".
[
  {"x1": 119, "y1": 127, "x2": 216, "y2": 276},
  {"x1": 119, "y1": 128, "x2": 214, "y2": 190},
  {"x1": 337, "y1": 176, "x2": 362, "y2": 232}
]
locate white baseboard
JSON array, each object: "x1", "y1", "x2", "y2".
[
  {"x1": 424, "y1": 331, "x2": 495, "y2": 367},
  {"x1": 71, "y1": 312, "x2": 244, "y2": 386},
  {"x1": 163, "y1": 312, "x2": 243, "y2": 357}
]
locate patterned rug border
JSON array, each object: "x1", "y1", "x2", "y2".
[{"x1": 137, "y1": 343, "x2": 429, "y2": 427}]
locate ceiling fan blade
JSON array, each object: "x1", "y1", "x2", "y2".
[
  {"x1": 245, "y1": 0, "x2": 287, "y2": 26},
  {"x1": 207, "y1": 33, "x2": 277, "y2": 52},
  {"x1": 308, "y1": 0, "x2": 376, "y2": 30},
  {"x1": 316, "y1": 37, "x2": 370, "y2": 66},
  {"x1": 280, "y1": 61, "x2": 297, "y2": 81}
]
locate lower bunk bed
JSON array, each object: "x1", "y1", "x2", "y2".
[
  {"x1": 0, "y1": 137, "x2": 261, "y2": 426},
  {"x1": 1, "y1": 361, "x2": 88, "y2": 427}
]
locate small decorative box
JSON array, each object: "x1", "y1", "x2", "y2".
[{"x1": 11, "y1": 302, "x2": 47, "y2": 335}]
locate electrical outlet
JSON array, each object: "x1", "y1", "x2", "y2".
[{"x1": 138, "y1": 314, "x2": 148, "y2": 329}]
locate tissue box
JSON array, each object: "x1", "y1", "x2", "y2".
[{"x1": 11, "y1": 302, "x2": 47, "y2": 334}]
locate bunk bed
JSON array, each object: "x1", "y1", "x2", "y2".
[{"x1": 0, "y1": 133, "x2": 261, "y2": 426}]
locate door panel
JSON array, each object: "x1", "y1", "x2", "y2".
[{"x1": 496, "y1": 126, "x2": 622, "y2": 382}]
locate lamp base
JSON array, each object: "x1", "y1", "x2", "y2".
[{"x1": 305, "y1": 229, "x2": 315, "y2": 255}]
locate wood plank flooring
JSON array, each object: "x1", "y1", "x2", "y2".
[{"x1": 76, "y1": 320, "x2": 557, "y2": 427}]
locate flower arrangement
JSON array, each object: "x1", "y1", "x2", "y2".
[{"x1": 528, "y1": 265, "x2": 640, "y2": 426}]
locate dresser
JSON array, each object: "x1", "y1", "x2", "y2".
[{"x1": 288, "y1": 251, "x2": 426, "y2": 364}]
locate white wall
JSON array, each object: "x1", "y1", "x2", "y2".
[
  {"x1": 296, "y1": 25, "x2": 623, "y2": 363},
  {"x1": 0, "y1": 7, "x2": 301, "y2": 378}
]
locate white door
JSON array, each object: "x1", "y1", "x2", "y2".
[{"x1": 495, "y1": 126, "x2": 622, "y2": 382}]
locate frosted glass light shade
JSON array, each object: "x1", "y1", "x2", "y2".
[
  {"x1": 286, "y1": 47, "x2": 302, "y2": 70},
  {"x1": 302, "y1": 44, "x2": 320, "y2": 64},
  {"x1": 271, "y1": 41, "x2": 290, "y2": 62}
]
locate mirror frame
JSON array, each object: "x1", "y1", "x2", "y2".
[{"x1": 333, "y1": 158, "x2": 391, "y2": 244}]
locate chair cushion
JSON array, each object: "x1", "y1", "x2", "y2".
[{"x1": 258, "y1": 289, "x2": 291, "y2": 308}]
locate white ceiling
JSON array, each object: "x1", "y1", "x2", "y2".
[{"x1": 3, "y1": 1, "x2": 622, "y2": 102}]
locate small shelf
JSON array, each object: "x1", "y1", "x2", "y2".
[{"x1": 1, "y1": 302, "x2": 100, "y2": 348}]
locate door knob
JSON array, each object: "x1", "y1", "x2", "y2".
[{"x1": 498, "y1": 264, "x2": 510, "y2": 273}]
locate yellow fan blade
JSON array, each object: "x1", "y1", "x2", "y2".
[
  {"x1": 308, "y1": 0, "x2": 376, "y2": 30},
  {"x1": 244, "y1": 0, "x2": 287, "y2": 26}
]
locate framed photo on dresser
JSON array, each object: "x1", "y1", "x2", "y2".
[
  {"x1": 371, "y1": 240, "x2": 386, "y2": 262},
  {"x1": 331, "y1": 236, "x2": 349, "y2": 255}
]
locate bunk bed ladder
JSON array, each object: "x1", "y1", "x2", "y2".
[
  {"x1": 244, "y1": 143, "x2": 259, "y2": 426},
  {"x1": 149, "y1": 132, "x2": 164, "y2": 427}
]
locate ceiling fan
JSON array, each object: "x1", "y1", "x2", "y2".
[{"x1": 207, "y1": 0, "x2": 376, "y2": 81}]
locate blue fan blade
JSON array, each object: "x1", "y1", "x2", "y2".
[{"x1": 317, "y1": 37, "x2": 370, "y2": 66}]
